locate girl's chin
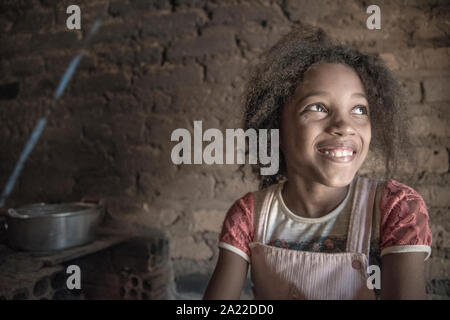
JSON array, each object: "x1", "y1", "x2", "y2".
[
  {"x1": 318, "y1": 171, "x2": 357, "y2": 187},
  {"x1": 286, "y1": 164, "x2": 360, "y2": 186}
]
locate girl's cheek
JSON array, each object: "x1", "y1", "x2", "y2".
[{"x1": 353, "y1": 121, "x2": 371, "y2": 138}]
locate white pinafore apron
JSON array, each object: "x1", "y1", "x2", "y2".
[{"x1": 249, "y1": 176, "x2": 380, "y2": 300}]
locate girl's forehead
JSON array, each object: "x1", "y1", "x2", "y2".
[{"x1": 296, "y1": 62, "x2": 366, "y2": 95}]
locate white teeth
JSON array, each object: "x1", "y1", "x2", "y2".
[{"x1": 320, "y1": 149, "x2": 353, "y2": 157}]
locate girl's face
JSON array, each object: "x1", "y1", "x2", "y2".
[{"x1": 281, "y1": 63, "x2": 371, "y2": 187}]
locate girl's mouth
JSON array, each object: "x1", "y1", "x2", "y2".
[{"x1": 316, "y1": 147, "x2": 356, "y2": 163}]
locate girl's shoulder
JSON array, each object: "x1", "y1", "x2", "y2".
[
  {"x1": 381, "y1": 179, "x2": 424, "y2": 200},
  {"x1": 378, "y1": 178, "x2": 428, "y2": 215},
  {"x1": 358, "y1": 176, "x2": 426, "y2": 214},
  {"x1": 218, "y1": 191, "x2": 256, "y2": 262},
  {"x1": 376, "y1": 178, "x2": 432, "y2": 259},
  {"x1": 229, "y1": 182, "x2": 282, "y2": 214},
  {"x1": 219, "y1": 183, "x2": 282, "y2": 238},
  {"x1": 218, "y1": 183, "x2": 283, "y2": 261},
  {"x1": 230, "y1": 191, "x2": 255, "y2": 214}
]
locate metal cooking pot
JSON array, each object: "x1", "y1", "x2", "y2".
[{"x1": 5, "y1": 202, "x2": 103, "y2": 252}]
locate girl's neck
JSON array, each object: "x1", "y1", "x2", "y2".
[{"x1": 281, "y1": 176, "x2": 350, "y2": 219}]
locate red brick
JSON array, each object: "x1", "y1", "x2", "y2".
[
  {"x1": 31, "y1": 31, "x2": 81, "y2": 51},
  {"x1": 170, "y1": 85, "x2": 211, "y2": 114},
  {"x1": 90, "y1": 20, "x2": 140, "y2": 45},
  {"x1": 211, "y1": 4, "x2": 285, "y2": 26},
  {"x1": 173, "y1": 0, "x2": 207, "y2": 9},
  {"x1": 70, "y1": 72, "x2": 129, "y2": 95},
  {"x1": 423, "y1": 77, "x2": 450, "y2": 102},
  {"x1": 139, "y1": 43, "x2": 163, "y2": 65},
  {"x1": 131, "y1": 0, "x2": 171, "y2": 11},
  {"x1": 0, "y1": 34, "x2": 32, "y2": 57},
  {"x1": 422, "y1": 48, "x2": 450, "y2": 69},
  {"x1": 157, "y1": 172, "x2": 215, "y2": 201},
  {"x1": 414, "y1": 14, "x2": 450, "y2": 45},
  {"x1": 141, "y1": 10, "x2": 206, "y2": 39},
  {"x1": 415, "y1": 147, "x2": 449, "y2": 174},
  {"x1": 167, "y1": 27, "x2": 237, "y2": 62},
  {"x1": 394, "y1": 48, "x2": 427, "y2": 70},
  {"x1": 205, "y1": 56, "x2": 248, "y2": 84},
  {"x1": 6, "y1": 8, "x2": 54, "y2": 34},
  {"x1": 135, "y1": 64, "x2": 203, "y2": 91},
  {"x1": 400, "y1": 79, "x2": 422, "y2": 103},
  {"x1": 236, "y1": 23, "x2": 292, "y2": 54},
  {"x1": 408, "y1": 116, "x2": 450, "y2": 137},
  {"x1": 149, "y1": 90, "x2": 172, "y2": 113},
  {"x1": 416, "y1": 185, "x2": 450, "y2": 208}
]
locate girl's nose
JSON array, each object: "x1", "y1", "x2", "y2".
[{"x1": 327, "y1": 116, "x2": 356, "y2": 136}]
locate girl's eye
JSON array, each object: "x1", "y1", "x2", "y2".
[
  {"x1": 352, "y1": 105, "x2": 368, "y2": 115},
  {"x1": 304, "y1": 103, "x2": 327, "y2": 113}
]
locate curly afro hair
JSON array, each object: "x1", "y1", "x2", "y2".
[{"x1": 242, "y1": 24, "x2": 410, "y2": 189}]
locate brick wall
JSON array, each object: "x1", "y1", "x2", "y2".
[{"x1": 0, "y1": 0, "x2": 448, "y2": 299}]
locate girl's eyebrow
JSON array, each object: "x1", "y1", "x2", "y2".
[
  {"x1": 295, "y1": 91, "x2": 367, "y2": 105},
  {"x1": 295, "y1": 90, "x2": 329, "y2": 105},
  {"x1": 352, "y1": 92, "x2": 367, "y2": 99}
]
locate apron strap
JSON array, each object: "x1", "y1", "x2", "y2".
[
  {"x1": 252, "y1": 184, "x2": 278, "y2": 244},
  {"x1": 346, "y1": 176, "x2": 379, "y2": 256}
]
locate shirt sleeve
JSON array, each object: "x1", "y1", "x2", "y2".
[
  {"x1": 379, "y1": 179, "x2": 432, "y2": 261},
  {"x1": 218, "y1": 192, "x2": 254, "y2": 263}
]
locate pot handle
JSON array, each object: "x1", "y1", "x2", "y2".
[
  {"x1": 7, "y1": 208, "x2": 29, "y2": 218},
  {"x1": 81, "y1": 196, "x2": 106, "y2": 217},
  {"x1": 81, "y1": 196, "x2": 105, "y2": 206}
]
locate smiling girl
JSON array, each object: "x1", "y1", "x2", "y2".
[{"x1": 203, "y1": 25, "x2": 432, "y2": 300}]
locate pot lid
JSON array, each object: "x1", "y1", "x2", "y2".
[{"x1": 8, "y1": 203, "x2": 98, "y2": 219}]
